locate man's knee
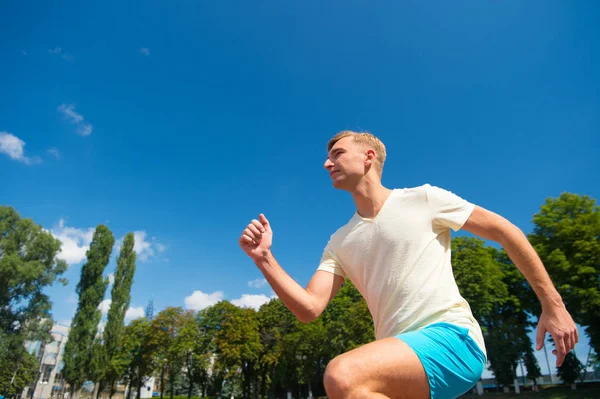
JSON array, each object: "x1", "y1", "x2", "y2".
[{"x1": 323, "y1": 356, "x2": 355, "y2": 397}]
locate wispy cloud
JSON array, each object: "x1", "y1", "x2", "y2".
[
  {"x1": 47, "y1": 148, "x2": 61, "y2": 159},
  {"x1": 139, "y1": 47, "x2": 150, "y2": 56},
  {"x1": 21, "y1": 50, "x2": 28, "y2": 56},
  {"x1": 0, "y1": 131, "x2": 41, "y2": 165},
  {"x1": 57, "y1": 104, "x2": 93, "y2": 136},
  {"x1": 48, "y1": 47, "x2": 74, "y2": 62},
  {"x1": 248, "y1": 278, "x2": 268, "y2": 289}
]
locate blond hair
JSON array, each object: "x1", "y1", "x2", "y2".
[{"x1": 327, "y1": 130, "x2": 387, "y2": 176}]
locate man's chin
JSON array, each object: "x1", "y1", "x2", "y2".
[{"x1": 331, "y1": 179, "x2": 349, "y2": 191}]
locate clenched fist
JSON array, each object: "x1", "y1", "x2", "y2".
[{"x1": 239, "y1": 214, "x2": 273, "y2": 261}]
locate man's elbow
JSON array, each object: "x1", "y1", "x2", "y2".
[
  {"x1": 296, "y1": 307, "x2": 321, "y2": 324},
  {"x1": 494, "y1": 217, "x2": 526, "y2": 247}
]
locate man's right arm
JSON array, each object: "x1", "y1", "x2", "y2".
[{"x1": 255, "y1": 250, "x2": 345, "y2": 323}]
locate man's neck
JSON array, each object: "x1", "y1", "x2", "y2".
[{"x1": 350, "y1": 180, "x2": 393, "y2": 219}]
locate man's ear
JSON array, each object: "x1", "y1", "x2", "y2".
[{"x1": 365, "y1": 149, "x2": 376, "y2": 166}]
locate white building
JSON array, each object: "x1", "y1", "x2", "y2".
[{"x1": 22, "y1": 323, "x2": 70, "y2": 399}]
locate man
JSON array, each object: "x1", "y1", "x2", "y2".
[{"x1": 238, "y1": 131, "x2": 578, "y2": 399}]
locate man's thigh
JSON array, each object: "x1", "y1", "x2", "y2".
[{"x1": 324, "y1": 337, "x2": 430, "y2": 399}]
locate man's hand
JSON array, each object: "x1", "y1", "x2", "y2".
[
  {"x1": 239, "y1": 214, "x2": 273, "y2": 261},
  {"x1": 536, "y1": 303, "x2": 579, "y2": 366}
]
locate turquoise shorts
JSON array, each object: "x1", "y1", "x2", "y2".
[{"x1": 396, "y1": 322, "x2": 486, "y2": 399}]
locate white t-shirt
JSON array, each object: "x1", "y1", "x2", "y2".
[{"x1": 317, "y1": 184, "x2": 486, "y2": 356}]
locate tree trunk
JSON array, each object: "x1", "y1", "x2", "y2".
[
  {"x1": 187, "y1": 378, "x2": 193, "y2": 399},
  {"x1": 95, "y1": 380, "x2": 103, "y2": 399},
  {"x1": 124, "y1": 372, "x2": 132, "y2": 399},
  {"x1": 160, "y1": 367, "x2": 165, "y2": 399},
  {"x1": 136, "y1": 379, "x2": 142, "y2": 399},
  {"x1": 187, "y1": 354, "x2": 193, "y2": 399},
  {"x1": 109, "y1": 377, "x2": 116, "y2": 399}
]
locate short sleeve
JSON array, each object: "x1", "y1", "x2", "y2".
[
  {"x1": 425, "y1": 184, "x2": 475, "y2": 231},
  {"x1": 316, "y1": 241, "x2": 346, "y2": 279}
]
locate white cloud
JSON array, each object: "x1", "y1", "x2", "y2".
[
  {"x1": 0, "y1": 132, "x2": 41, "y2": 165},
  {"x1": 108, "y1": 273, "x2": 115, "y2": 285},
  {"x1": 48, "y1": 47, "x2": 74, "y2": 62},
  {"x1": 49, "y1": 218, "x2": 95, "y2": 266},
  {"x1": 248, "y1": 278, "x2": 268, "y2": 289},
  {"x1": 139, "y1": 48, "x2": 150, "y2": 56},
  {"x1": 125, "y1": 307, "x2": 145, "y2": 321},
  {"x1": 57, "y1": 104, "x2": 92, "y2": 136},
  {"x1": 231, "y1": 294, "x2": 272, "y2": 310},
  {"x1": 156, "y1": 243, "x2": 166, "y2": 253},
  {"x1": 47, "y1": 148, "x2": 61, "y2": 159},
  {"x1": 185, "y1": 290, "x2": 224, "y2": 311},
  {"x1": 133, "y1": 231, "x2": 154, "y2": 261},
  {"x1": 99, "y1": 299, "x2": 112, "y2": 316}
]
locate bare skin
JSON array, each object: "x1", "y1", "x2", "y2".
[{"x1": 239, "y1": 135, "x2": 578, "y2": 398}]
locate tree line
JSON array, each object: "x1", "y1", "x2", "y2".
[{"x1": 0, "y1": 191, "x2": 598, "y2": 398}]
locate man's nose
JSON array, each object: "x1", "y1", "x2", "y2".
[{"x1": 324, "y1": 158, "x2": 333, "y2": 169}]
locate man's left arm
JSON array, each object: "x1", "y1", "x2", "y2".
[{"x1": 461, "y1": 205, "x2": 579, "y2": 366}]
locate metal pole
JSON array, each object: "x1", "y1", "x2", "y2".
[{"x1": 543, "y1": 341, "x2": 554, "y2": 384}]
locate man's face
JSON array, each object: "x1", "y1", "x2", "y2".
[{"x1": 324, "y1": 136, "x2": 369, "y2": 190}]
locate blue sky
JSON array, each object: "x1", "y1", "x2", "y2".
[{"x1": 1, "y1": 0, "x2": 598, "y2": 378}]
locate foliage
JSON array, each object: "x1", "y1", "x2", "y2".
[
  {"x1": 0, "y1": 206, "x2": 68, "y2": 396},
  {"x1": 529, "y1": 193, "x2": 600, "y2": 355},
  {"x1": 103, "y1": 232, "x2": 137, "y2": 395},
  {"x1": 0, "y1": 206, "x2": 67, "y2": 338},
  {"x1": 0, "y1": 332, "x2": 38, "y2": 396},
  {"x1": 63, "y1": 225, "x2": 115, "y2": 391},
  {"x1": 556, "y1": 352, "x2": 585, "y2": 385}
]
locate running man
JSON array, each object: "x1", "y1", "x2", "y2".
[{"x1": 238, "y1": 130, "x2": 578, "y2": 399}]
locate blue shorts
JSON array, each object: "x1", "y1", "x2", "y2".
[{"x1": 396, "y1": 322, "x2": 486, "y2": 399}]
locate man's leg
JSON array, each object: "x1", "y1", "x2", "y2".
[{"x1": 323, "y1": 337, "x2": 430, "y2": 399}]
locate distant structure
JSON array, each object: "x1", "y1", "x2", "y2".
[
  {"x1": 21, "y1": 322, "x2": 70, "y2": 399},
  {"x1": 145, "y1": 297, "x2": 154, "y2": 321}
]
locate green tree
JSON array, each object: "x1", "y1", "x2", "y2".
[
  {"x1": 0, "y1": 338, "x2": 38, "y2": 398},
  {"x1": 256, "y1": 298, "x2": 296, "y2": 398},
  {"x1": 451, "y1": 237, "x2": 508, "y2": 324},
  {"x1": 103, "y1": 232, "x2": 137, "y2": 397},
  {"x1": 321, "y1": 280, "x2": 374, "y2": 358},
  {"x1": 200, "y1": 301, "x2": 262, "y2": 398},
  {"x1": 0, "y1": 206, "x2": 67, "y2": 337},
  {"x1": 451, "y1": 237, "x2": 541, "y2": 389},
  {"x1": 148, "y1": 307, "x2": 185, "y2": 399},
  {"x1": 63, "y1": 225, "x2": 115, "y2": 395},
  {"x1": 0, "y1": 332, "x2": 38, "y2": 397},
  {"x1": 557, "y1": 352, "x2": 584, "y2": 388},
  {"x1": 0, "y1": 206, "x2": 68, "y2": 397},
  {"x1": 528, "y1": 193, "x2": 600, "y2": 355},
  {"x1": 177, "y1": 310, "x2": 209, "y2": 399},
  {"x1": 523, "y1": 348, "x2": 542, "y2": 388},
  {"x1": 120, "y1": 318, "x2": 155, "y2": 399}
]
